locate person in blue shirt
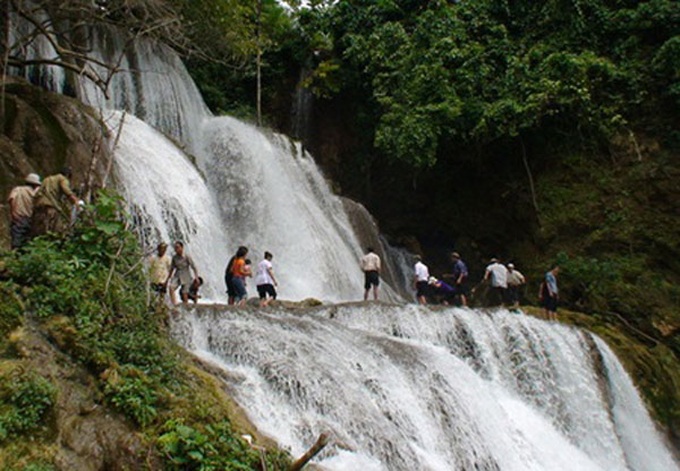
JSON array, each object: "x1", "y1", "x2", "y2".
[
  {"x1": 540, "y1": 264, "x2": 560, "y2": 320},
  {"x1": 443, "y1": 251, "x2": 469, "y2": 306}
]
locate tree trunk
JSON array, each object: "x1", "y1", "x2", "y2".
[{"x1": 289, "y1": 432, "x2": 330, "y2": 471}]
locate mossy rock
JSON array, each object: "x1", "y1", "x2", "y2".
[{"x1": 0, "y1": 282, "x2": 24, "y2": 340}]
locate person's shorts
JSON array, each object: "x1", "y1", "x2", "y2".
[
  {"x1": 151, "y1": 283, "x2": 167, "y2": 294},
  {"x1": 232, "y1": 277, "x2": 247, "y2": 301},
  {"x1": 454, "y1": 280, "x2": 469, "y2": 296},
  {"x1": 542, "y1": 295, "x2": 558, "y2": 312},
  {"x1": 416, "y1": 280, "x2": 429, "y2": 298},
  {"x1": 225, "y1": 277, "x2": 236, "y2": 297},
  {"x1": 257, "y1": 283, "x2": 277, "y2": 300},
  {"x1": 170, "y1": 278, "x2": 190, "y2": 295},
  {"x1": 364, "y1": 271, "x2": 380, "y2": 290},
  {"x1": 507, "y1": 286, "x2": 520, "y2": 303}
]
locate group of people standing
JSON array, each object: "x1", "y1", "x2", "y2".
[
  {"x1": 146, "y1": 242, "x2": 278, "y2": 307},
  {"x1": 412, "y1": 251, "x2": 560, "y2": 319},
  {"x1": 360, "y1": 247, "x2": 559, "y2": 319},
  {"x1": 224, "y1": 246, "x2": 278, "y2": 307},
  {"x1": 148, "y1": 241, "x2": 201, "y2": 305},
  {"x1": 414, "y1": 251, "x2": 473, "y2": 307},
  {"x1": 7, "y1": 169, "x2": 81, "y2": 249}
]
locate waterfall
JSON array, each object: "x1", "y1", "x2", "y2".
[
  {"x1": 196, "y1": 117, "x2": 403, "y2": 302},
  {"x1": 9, "y1": 17, "x2": 679, "y2": 470},
  {"x1": 8, "y1": 17, "x2": 404, "y2": 302},
  {"x1": 171, "y1": 305, "x2": 678, "y2": 471}
]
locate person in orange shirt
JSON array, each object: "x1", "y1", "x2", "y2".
[{"x1": 230, "y1": 246, "x2": 252, "y2": 306}]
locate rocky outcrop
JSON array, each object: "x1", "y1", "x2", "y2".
[{"x1": 0, "y1": 77, "x2": 112, "y2": 249}]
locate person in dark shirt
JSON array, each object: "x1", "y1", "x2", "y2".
[
  {"x1": 443, "y1": 251, "x2": 469, "y2": 306},
  {"x1": 428, "y1": 276, "x2": 457, "y2": 305}
]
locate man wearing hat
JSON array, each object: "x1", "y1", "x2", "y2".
[
  {"x1": 506, "y1": 263, "x2": 526, "y2": 308},
  {"x1": 7, "y1": 173, "x2": 41, "y2": 249},
  {"x1": 483, "y1": 257, "x2": 509, "y2": 307},
  {"x1": 148, "y1": 242, "x2": 172, "y2": 298}
]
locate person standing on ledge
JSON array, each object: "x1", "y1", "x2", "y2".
[
  {"x1": 166, "y1": 241, "x2": 199, "y2": 306},
  {"x1": 7, "y1": 173, "x2": 41, "y2": 249},
  {"x1": 31, "y1": 167, "x2": 79, "y2": 237},
  {"x1": 148, "y1": 242, "x2": 172, "y2": 299},
  {"x1": 255, "y1": 251, "x2": 278, "y2": 307},
  {"x1": 540, "y1": 264, "x2": 560, "y2": 321},
  {"x1": 360, "y1": 247, "x2": 381, "y2": 301},
  {"x1": 506, "y1": 263, "x2": 526, "y2": 309},
  {"x1": 443, "y1": 251, "x2": 469, "y2": 306},
  {"x1": 230, "y1": 246, "x2": 251, "y2": 306},
  {"x1": 483, "y1": 257, "x2": 509, "y2": 307},
  {"x1": 413, "y1": 255, "x2": 430, "y2": 305}
]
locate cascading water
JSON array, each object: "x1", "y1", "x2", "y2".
[
  {"x1": 9, "y1": 16, "x2": 679, "y2": 471},
  {"x1": 105, "y1": 111, "x2": 229, "y2": 299},
  {"x1": 172, "y1": 304, "x2": 678, "y2": 471},
  {"x1": 8, "y1": 16, "x2": 402, "y2": 301}
]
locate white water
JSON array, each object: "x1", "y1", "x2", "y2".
[
  {"x1": 105, "y1": 107, "x2": 386, "y2": 301},
  {"x1": 172, "y1": 305, "x2": 678, "y2": 471},
  {"x1": 80, "y1": 31, "x2": 399, "y2": 302}
]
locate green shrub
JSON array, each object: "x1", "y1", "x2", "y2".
[
  {"x1": 103, "y1": 365, "x2": 159, "y2": 427},
  {"x1": 0, "y1": 281, "x2": 23, "y2": 338},
  {"x1": 158, "y1": 419, "x2": 289, "y2": 470},
  {"x1": 0, "y1": 367, "x2": 56, "y2": 441},
  {"x1": 0, "y1": 189, "x2": 290, "y2": 468},
  {"x1": 1, "y1": 190, "x2": 173, "y2": 426}
]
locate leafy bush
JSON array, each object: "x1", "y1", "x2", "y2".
[
  {"x1": 0, "y1": 281, "x2": 23, "y2": 339},
  {"x1": 0, "y1": 189, "x2": 290, "y2": 468},
  {"x1": 0, "y1": 367, "x2": 56, "y2": 440},
  {"x1": 158, "y1": 419, "x2": 289, "y2": 471},
  {"x1": 103, "y1": 365, "x2": 159, "y2": 427},
  {"x1": 1, "y1": 190, "x2": 174, "y2": 425}
]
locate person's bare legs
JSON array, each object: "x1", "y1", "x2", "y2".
[
  {"x1": 169, "y1": 285, "x2": 179, "y2": 306},
  {"x1": 373, "y1": 286, "x2": 379, "y2": 300}
]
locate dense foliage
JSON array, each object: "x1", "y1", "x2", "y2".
[
  {"x1": 285, "y1": 0, "x2": 679, "y2": 166},
  {"x1": 0, "y1": 191, "x2": 290, "y2": 469}
]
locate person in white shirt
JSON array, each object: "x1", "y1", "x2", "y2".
[
  {"x1": 255, "y1": 251, "x2": 278, "y2": 307},
  {"x1": 506, "y1": 263, "x2": 526, "y2": 308},
  {"x1": 484, "y1": 257, "x2": 509, "y2": 306},
  {"x1": 413, "y1": 255, "x2": 430, "y2": 305},
  {"x1": 360, "y1": 247, "x2": 381, "y2": 301},
  {"x1": 148, "y1": 242, "x2": 172, "y2": 298}
]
